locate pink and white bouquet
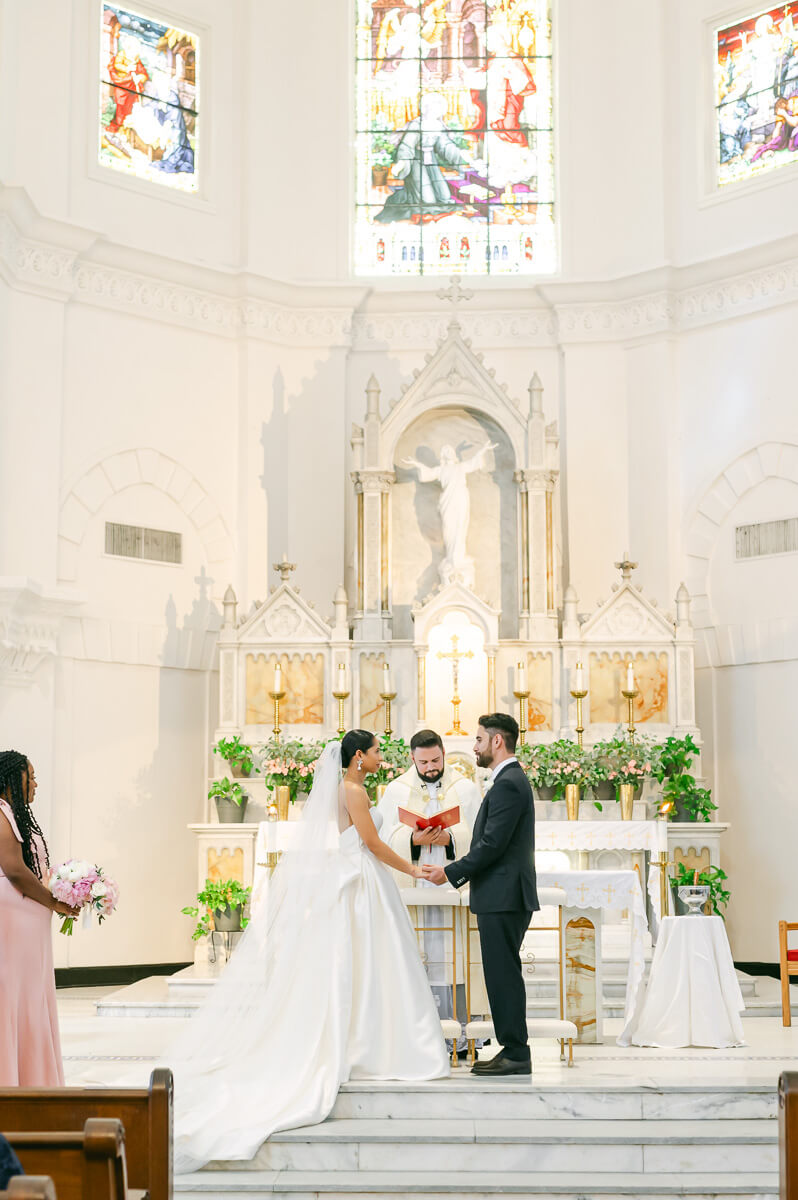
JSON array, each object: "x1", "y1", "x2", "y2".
[{"x1": 49, "y1": 860, "x2": 119, "y2": 935}]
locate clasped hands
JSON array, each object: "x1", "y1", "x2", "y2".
[
  {"x1": 412, "y1": 827, "x2": 450, "y2": 847},
  {"x1": 419, "y1": 864, "x2": 448, "y2": 886}
]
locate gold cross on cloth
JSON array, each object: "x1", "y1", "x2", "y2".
[{"x1": 437, "y1": 634, "x2": 474, "y2": 736}]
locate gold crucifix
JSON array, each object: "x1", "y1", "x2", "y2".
[{"x1": 436, "y1": 634, "x2": 474, "y2": 736}]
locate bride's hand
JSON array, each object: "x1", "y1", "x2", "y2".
[{"x1": 410, "y1": 864, "x2": 424, "y2": 879}]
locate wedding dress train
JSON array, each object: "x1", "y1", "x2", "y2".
[{"x1": 167, "y1": 745, "x2": 449, "y2": 1174}]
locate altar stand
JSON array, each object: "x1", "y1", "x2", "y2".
[{"x1": 618, "y1": 914, "x2": 745, "y2": 1048}]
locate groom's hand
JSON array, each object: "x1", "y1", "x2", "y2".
[{"x1": 421, "y1": 865, "x2": 448, "y2": 886}]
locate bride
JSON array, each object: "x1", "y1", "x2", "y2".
[{"x1": 167, "y1": 730, "x2": 450, "y2": 1173}]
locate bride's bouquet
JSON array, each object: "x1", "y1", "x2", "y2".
[{"x1": 49, "y1": 860, "x2": 119, "y2": 935}]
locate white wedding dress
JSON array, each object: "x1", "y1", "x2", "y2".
[{"x1": 167, "y1": 743, "x2": 449, "y2": 1174}]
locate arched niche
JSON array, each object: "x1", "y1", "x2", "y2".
[{"x1": 391, "y1": 404, "x2": 517, "y2": 638}]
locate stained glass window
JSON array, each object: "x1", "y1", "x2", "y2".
[
  {"x1": 99, "y1": 4, "x2": 198, "y2": 193},
  {"x1": 716, "y1": 6, "x2": 798, "y2": 187},
  {"x1": 354, "y1": 0, "x2": 555, "y2": 276}
]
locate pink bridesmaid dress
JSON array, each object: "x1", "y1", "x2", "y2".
[{"x1": 0, "y1": 798, "x2": 64, "y2": 1086}]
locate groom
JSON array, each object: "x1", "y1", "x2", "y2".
[{"x1": 422, "y1": 713, "x2": 538, "y2": 1076}]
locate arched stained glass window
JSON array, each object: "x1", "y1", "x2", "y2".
[
  {"x1": 99, "y1": 4, "x2": 199, "y2": 193},
  {"x1": 354, "y1": 0, "x2": 555, "y2": 276},
  {"x1": 716, "y1": 5, "x2": 798, "y2": 187}
]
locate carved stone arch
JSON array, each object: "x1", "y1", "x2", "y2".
[
  {"x1": 57, "y1": 448, "x2": 235, "y2": 584},
  {"x1": 684, "y1": 440, "x2": 798, "y2": 630},
  {"x1": 380, "y1": 321, "x2": 529, "y2": 470}
]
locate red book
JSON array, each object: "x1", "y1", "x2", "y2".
[{"x1": 398, "y1": 804, "x2": 460, "y2": 831}]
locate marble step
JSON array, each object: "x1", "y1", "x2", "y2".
[
  {"x1": 174, "y1": 1169, "x2": 779, "y2": 1198},
  {"x1": 330, "y1": 1083, "x2": 777, "y2": 1122},
  {"x1": 223, "y1": 1117, "x2": 777, "y2": 1175}
]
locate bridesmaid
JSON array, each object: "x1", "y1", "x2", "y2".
[{"x1": 0, "y1": 750, "x2": 78, "y2": 1086}]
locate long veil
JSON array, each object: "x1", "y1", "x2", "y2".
[{"x1": 165, "y1": 741, "x2": 353, "y2": 1173}]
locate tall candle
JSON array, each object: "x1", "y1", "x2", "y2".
[
  {"x1": 515, "y1": 661, "x2": 527, "y2": 693},
  {"x1": 626, "y1": 661, "x2": 635, "y2": 692},
  {"x1": 383, "y1": 662, "x2": 393, "y2": 693},
  {"x1": 273, "y1": 662, "x2": 282, "y2": 693},
  {"x1": 574, "y1": 662, "x2": 584, "y2": 692},
  {"x1": 337, "y1": 662, "x2": 349, "y2": 692},
  {"x1": 656, "y1": 817, "x2": 667, "y2": 853}
]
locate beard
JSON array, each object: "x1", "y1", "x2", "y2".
[
  {"x1": 475, "y1": 750, "x2": 494, "y2": 769},
  {"x1": 416, "y1": 766, "x2": 444, "y2": 784}
]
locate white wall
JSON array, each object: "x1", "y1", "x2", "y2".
[{"x1": 1, "y1": 0, "x2": 797, "y2": 964}]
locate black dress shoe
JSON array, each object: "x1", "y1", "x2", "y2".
[{"x1": 471, "y1": 1053, "x2": 531, "y2": 1076}]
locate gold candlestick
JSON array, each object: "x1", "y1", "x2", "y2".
[
  {"x1": 269, "y1": 688, "x2": 286, "y2": 740},
  {"x1": 621, "y1": 686, "x2": 639, "y2": 742},
  {"x1": 332, "y1": 689, "x2": 350, "y2": 736},
  {"x1": 513, "y1": 689, "x2": 530, "y2": 746},
  {"x1": 379, "y1": 690, "x2": 397, "y2": 736},
  {"x1": 654, "y1": 809, "x2": 675, "y2": 923},
  {"x1": 570, "y1": 689, "x2": 588, "y2": 747}
]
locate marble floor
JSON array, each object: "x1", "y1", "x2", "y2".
[{"x1": 58, "y1": 976, "x2": 798, "y2": 1090}]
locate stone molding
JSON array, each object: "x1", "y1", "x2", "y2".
[
  {"x1": 3, "y1": 185, "x2": 798, "y2": 348},
  {"x1": 0, "y1": 580, "x2": 83, "y2": 684},
  {"x1": 683, "y1": 440, "x2": 798, "y2": 631},
  {"x1": 697, "y1": 617, "x2": 798, "y2": 670},
  {"x1": 57, "y1": 447, "x2": 235, "y2": 586}
]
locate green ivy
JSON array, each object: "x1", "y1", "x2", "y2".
[{"x1": 672, "y1": 862, "x2": 730, "y2": 916}]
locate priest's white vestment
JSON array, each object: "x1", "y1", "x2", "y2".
[{"x1": 376, "y1": 764, "x2": 487, "y2": 1016}]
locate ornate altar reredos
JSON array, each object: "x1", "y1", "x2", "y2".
[{"x1": 215, "y1": 322, "x2": 699, "y2": 769}]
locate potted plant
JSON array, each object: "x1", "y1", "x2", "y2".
[
  {"x1": 208, "y1": 777, "x2": 248, "y2": 823},
  {"x1": 261, "y1": 736, "x2": 325, "y2": 818},
  {"x1": 182, "y1": 878, "x2": 252, "y2": 940},
  {"x1": 652, "y1": 734, "x2": 717, "y2": 822},
  {"x1": 548, "y1": 740, "x2": 591, "y2": 820},
  {"x1": 588, "y1": 740, "x2": 617, "y2": 807},
  {"x1": 606, "y1": 739, "x2": 652, "y2": 820},
  {"x1": 670, "y1": 862, "x2": 730, "y2": 916},
  {"x1": 367, "y1": 733, "x2": 411, "y2": 803},
  {"x1": 370, "y1": 122, "x2": 396, "y2": 186},
  {"x1": 214, "y1": 734, "x2": 258, "y2": 778},
  {"x1": 518, "y1": 743, "x2": 559, "y2": 803}
]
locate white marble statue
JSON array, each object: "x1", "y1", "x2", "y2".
[{"x1": 403, "y1": 441, "x2": 496, "y2": 588}]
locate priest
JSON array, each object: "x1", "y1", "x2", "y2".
[{"x1": 376, "y1": 729, "x2": 486, "y2": 1046}]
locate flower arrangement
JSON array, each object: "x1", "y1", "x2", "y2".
[
  {"x1": 49, "y1": 860, "x2": 119, "y2": 936},
  {"x1": 547, "y1": 740, "x2": 590, "y2": 788},
  {"x1": 365, "y1": 733, "x2": 411, "y2": 799},
  {"x1": 182, "y1": 878, "x2": 252, "y2": 941},
  {"x1": 260, "y1": 737, "x2": 325, "y2": 801},
  {"x1": 516, "y1": 743, "x2": 560, "y2": 790}
]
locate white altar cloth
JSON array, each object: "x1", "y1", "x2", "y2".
[
  {"x1": 537, "y1": 869, "x2": 649, "y2": 1025},
  {"x1": 618, "y1": 915, "x2": 745, "y2": 1049},
  {"x1": 536, "y1": 820, "x2": 666, "y2": 853}
]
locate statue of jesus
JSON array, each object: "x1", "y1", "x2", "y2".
[{"x1": 403, "y1": 441, "x2": 496, "y2": 588}]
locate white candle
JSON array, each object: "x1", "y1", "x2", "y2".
[
  {"x1": 574, "y1": 662, "x2": 584, "y2": 692},
  {"x1": 626, "y1": 661, "x2": 635, "y2": 692},
  {"x1": 515, "y1": 661, "x2": 527, "y2": 693},
  {"x1": 273, "y1": 662, "x2": 282, "y2": 693},
  {"x1": 656, "y1": 817, "x2": 668, "y2": 853},
  {"x1": 383, "y1": 662, "x2": 393, "y2": 693},
  {"x1": 337, "y1": 662, "x2": 349, "y2": 692}
]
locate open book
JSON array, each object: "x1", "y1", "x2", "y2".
[{"x1": 397, "y1": 804, "x2": 460, "y2": 831}]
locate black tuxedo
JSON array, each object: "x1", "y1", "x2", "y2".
[{"x1": 444, "y1": 759, "x2": 538, "y2": 1060}]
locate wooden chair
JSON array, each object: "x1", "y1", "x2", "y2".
[
  {"x1": 779, "y1": 921, "x2": 798, "y2": 1026},
  {"x1": 6, "y1": 1119, "x2": 131, "y2": 1200},
  {"x1": 1, "y1": 1180, "x2": 57, "y2": 1200},
  {"x1": 0, "y1": 1069, "x2": 171, "y2": 1200}
]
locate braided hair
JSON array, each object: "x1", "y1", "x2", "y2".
[{"x1": 0, "y1": 751, "x2": 49, "y2": 879}]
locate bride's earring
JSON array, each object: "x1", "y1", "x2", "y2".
[{"x1": 357, "y1": 759, "x2": 363, "y2": 772}]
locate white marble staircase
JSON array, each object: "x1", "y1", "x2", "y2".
[{"x1": 174, "y1": 1081, "x2": 779, "y2": 1199}]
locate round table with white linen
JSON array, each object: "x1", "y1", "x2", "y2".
[{"x1": 618, "y1": 914, "x2": 745, "y2": 1048}]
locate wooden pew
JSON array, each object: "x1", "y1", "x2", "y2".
[
  {"x1": 0, "y1": 1069, "x2": 171, "y2": 1200},
  {"x1": 1, "y1": 1180, "x2": 57, "y2": 1200},
  {"x1": 6, "y1": 1119, "x2": 130, "y2": 1200},
  {"x1": 781, "y1": 1071, "x2": 798, "y2": 1200}
]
